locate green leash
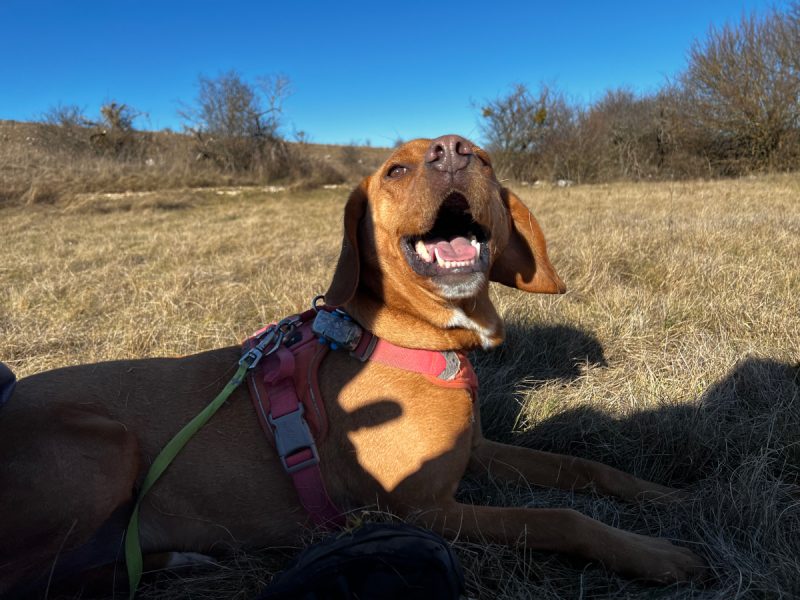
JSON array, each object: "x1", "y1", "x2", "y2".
[
  {"x1": 124, "y1": 361, "x2": 248, "y2": 598},
  {"x1": 124, "y1": 318, "x2": 292, "y2": 598}
]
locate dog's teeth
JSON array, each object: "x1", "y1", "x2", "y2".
[
  {"x1": 434, "y1": 248, "x2": 476, "y2": 269},
  {"x1": 434, "y1": 247, "x2": 446, "y2": 267},
  {"x1": 415, "y1": 240, "x2": 432, "y2": 262}
]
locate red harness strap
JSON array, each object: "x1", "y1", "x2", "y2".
[{"x1": 244, "y1": 310, "x2": 478, "y2": 528}]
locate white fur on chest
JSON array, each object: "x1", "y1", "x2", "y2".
[{"x1": 446, "y1": 307, "x2": 496, "y2": 349}]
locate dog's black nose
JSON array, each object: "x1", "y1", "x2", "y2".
[{"x1": 425, "y1": 135, "x2": 473, "y2": 174}]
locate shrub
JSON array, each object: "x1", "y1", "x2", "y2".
[
  {"x1": 478, "y1": 2, "x2": 800, "y2": 182},
  {"x1": 179, "y1": 70, "x2": 297, "y2": 179},
  {"x1": 479, "y1": 84, "x2": 578, "y2": 182},
  {"x1": 679, "y1": 9, "x2": 800, "y2": 173},
  {"x1": 38, "y1": 101, "x2": 144, "y2": 160}
]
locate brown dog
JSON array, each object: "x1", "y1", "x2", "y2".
[{"x1": 0, "y1": 136, "x2": 705, "y2": 595}]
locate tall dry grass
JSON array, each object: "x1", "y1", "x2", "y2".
[{"x1": 1, "y1": 175, "x2": 798, "y2": 598}]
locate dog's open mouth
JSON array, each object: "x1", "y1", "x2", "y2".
[{"x1": 401, "y1": 193, "x2": 490, "y2": 278}]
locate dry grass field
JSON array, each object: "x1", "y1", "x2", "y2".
[{"x1": 1, "y1": 174, "x2": 799, "y2": 598}]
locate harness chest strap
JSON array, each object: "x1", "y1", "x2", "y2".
[
  {"x1": 258, "y1": 342, "x2": 342, "y2": 527},
  {"x1": 245, "y1": 314, "x2": 478, "y2": 529}
]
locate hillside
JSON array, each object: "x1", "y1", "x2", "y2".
[{"x1": 0, "y1": 119, "x2": 392, "y2": 205}]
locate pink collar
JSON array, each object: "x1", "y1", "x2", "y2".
[{"x1": 351, "y1": 328, "x2": 478, "y2": 396}]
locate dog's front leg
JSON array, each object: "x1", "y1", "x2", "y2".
[
  {"x1": 469, "y1": 438, "x2": 682, "y2": 502},
  {"x1": 417, "y1": 502, "x2": 705, "y2": 583}
]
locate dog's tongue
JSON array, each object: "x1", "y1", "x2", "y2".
[{"x1": 425, "y1": 236, "x2": 476, "y2": 261}]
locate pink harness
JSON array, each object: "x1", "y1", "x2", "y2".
[{"x1": 242, "y1": 308, "x2": 478, "y2": 527}]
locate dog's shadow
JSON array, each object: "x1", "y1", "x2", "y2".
[
  {"x1": 456, "y1": 321, "x2": 800, "y2": 493},
  {"x1": 490, "y1": 348, "x2": 800, "y2": 489},
  {"x1": 455, "y1": 347, "x2": 800, "y2": 595},
  {"x1": 431, "y1": 326, "x2": 798, "y2": 596},
  {"x1": 469, "y1": 322, "x2": 608, "y2": 444}
]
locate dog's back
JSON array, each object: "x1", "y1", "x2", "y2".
[{"x1": 0, "y1": 350, "x2": 302, "y2": 594}]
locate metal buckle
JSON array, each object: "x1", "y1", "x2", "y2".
[
  {"x1": 267, "y1": 405, "x2": 320, "y2": 474},
  {"x1": 240, "y1": 329, "x2": 279, "y2": 370},
  {"x1": 240, "y1": 346, "x2": 265, "y2": 369},
  {"x1": 240, "y1": 315, "x2": 303, "y2": 371},
  {"x1": 312, "y1": 294, "x2": 326, "y2": 312},
  {"x1": 438, "y1": 351, "x2": 462, "y2": 381}
]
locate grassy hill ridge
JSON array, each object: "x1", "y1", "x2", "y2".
[{"x1": 0, "y1": 119, "x2": 392, "y2": 206}]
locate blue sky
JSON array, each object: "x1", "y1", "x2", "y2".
[{"x1": 0, "y1": 0, "x2": 790, "y2": 146}]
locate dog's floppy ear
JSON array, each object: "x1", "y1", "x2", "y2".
[
  {"x1": 490, "y1": 188, "x2": 566, "y2": 294},
  {"x1": 324, "y1": 179, "x2": 369, "y2": 306}
]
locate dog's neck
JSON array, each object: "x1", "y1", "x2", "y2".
[{"x1": 344, "y1": 287, "x2": 504, "y2": 351}]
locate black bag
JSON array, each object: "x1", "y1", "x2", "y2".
[
  {"x1": 0, "y1": 361, "x2": 16, "y2": 409},
  {"x1": 257, "y1": 523, "x2": 465, "y2": 600}
]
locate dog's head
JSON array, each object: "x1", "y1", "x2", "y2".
[{"x1": 326, "y1": 135, "x2": 565, "y2": 349}]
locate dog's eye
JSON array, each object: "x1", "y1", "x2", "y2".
[{"x1": 387, "y1": 165, "x2": 409, "y2": 179}]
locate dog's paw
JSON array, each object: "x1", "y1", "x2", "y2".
[{"x1": 610, "y1": 532, "x2": 708, "y2": 584}]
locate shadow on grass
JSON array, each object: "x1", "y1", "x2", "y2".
[
  {"x1": 492, "y1": 353, "x2": 800, "y2": 487},
  {"x1": 471, "y1": 322, "x2": 608, "y2": 443},
  {"x1": 465, "y1": 340, "x2": 800, "y2": 598}
]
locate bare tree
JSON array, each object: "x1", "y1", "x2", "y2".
[
  {"x1": 476, "y1": 3, "x2": 800, "y2": 182},
  {"x1": 292, "y1": 128, "x2": 311, "y2": 145},
  {"x1": 179, "y1": 71, "x2": 292, "y2": 174},
  {"x1": 680, "y1": 10, "x2": 800, "y2": 172},
  {"x1": 255, "y1": 74, "x2": 291, "y2": 139},
  {"x1": 183, "y1": 71, "x2": 288, "y2": 139},
  {"x1": 579, "y1": 89, "x2": 677, "y2": 180},
  {"x1": 479, "y1": 83, "x2": 577, "y2": 181},
  {"x1": 774, "y1": 1, "x2": 800, "y2": 75},
  {"x1": 480, "y1": 83, "x2": 538, "y2": 157}
]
